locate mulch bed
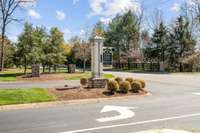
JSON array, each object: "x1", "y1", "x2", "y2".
[
  {"x1": 17, "y1": 73, "x2": 66, "y2": 81},
  {"x1": 48, "y1": 87, "x2": 148, "y2": 101}
]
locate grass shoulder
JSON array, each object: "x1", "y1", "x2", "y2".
[
  {"x1": 0, "y1": 69, "x2": 114, "y2": 82},
  {"x1": 0, "y1": 88, "x2": 56, "y2": 106},
  {"x1": 0, "y1": 68, "x2": 28, "y2": 82}
]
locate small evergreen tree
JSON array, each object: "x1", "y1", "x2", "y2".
[
  {"x1": 168, "y1": 16, "x2": 196, "y2": 71},
  {"x1": 46, "y1": 27, "x2": 65, "y2": 72},
  {"x1": 151, "y1": 22, "x2": 169, "y2": 62},
  {"x1": 16, "y1": 23, "x2": 36, "y2": 74}
]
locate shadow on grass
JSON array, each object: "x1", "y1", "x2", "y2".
[{"x1": 0, "y1": 73, "x2": 24, "y2": 77}]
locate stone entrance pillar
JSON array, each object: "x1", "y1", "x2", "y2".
[
  {"x1": 88, "y1": 36, "x2": 107, "y2": 88},
  {"x1": 159, "y1": 62, "x2": 165, "y2": 72},
  {"x1": 91, "y1": 36, "x2": 104, "y2": 78},
  {"x1": 32, "y1": 64, "x2": 40, "y2": 77}
]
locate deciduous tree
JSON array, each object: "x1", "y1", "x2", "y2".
[{"x1": 0, "y1": 0, "x2": 35, "y2": 71}]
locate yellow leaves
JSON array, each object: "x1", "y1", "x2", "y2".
[
  {"x1": 61, "y1": 43, "x2": 71, "y2": 56},
  {"x1": 94, "y1": 28, "x2": 104, "y2": 37}
]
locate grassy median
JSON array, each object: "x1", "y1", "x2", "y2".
[{"x1": 0, "y1": 88, "x2": 56, "y2": 106}]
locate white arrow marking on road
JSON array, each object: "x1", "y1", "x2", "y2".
[{"x1": 96, "y1": 105, "x2": 137, "y2": 122}]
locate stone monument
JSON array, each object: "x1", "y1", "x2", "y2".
[
  {"x1": 159, "y1": 62, "x2": 165, "y2": 72},
  {"x1": 68, "y1": 64, "x2": 76, "y2": 73},
  {"x1": 32, "y1": 64, "x2": 40, "y2": 77},
  {"x1": 88, "y1": 36, "x2": 107, "y2": 88}
]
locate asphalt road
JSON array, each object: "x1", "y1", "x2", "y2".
[
  {"x1": 0, "y1": 72, "x2": 200, "y2": 133},
  {"x1": 0, "y1": 80, "x2": 79, "y2": 89}
]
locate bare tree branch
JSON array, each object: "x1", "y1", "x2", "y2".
[
  {"x1": 0, "y1": 0, "x2": 36, "y2": 71},
  {"x1": 147, "y1": 9, "x2": 163, "y2": 30}
]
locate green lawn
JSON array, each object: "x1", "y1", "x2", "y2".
[
  {"x1": 0, "y1": 88, "x2": 56, "y2": 106},
  {"x1": 0, "y1": 73, "x2": 18, "y2": 81},
  {"x1": 103, "y1": 73, "x2": 115, "y2": 79},
  {"x1": 65, "y1": 72, "x2": 115, "y2": 80},
  {"x1": 0, "y1": 69, "x2": 26, "y2": 82},
  {"x1": 0, "y1": 69, "x2": 115, "y2": 81}
]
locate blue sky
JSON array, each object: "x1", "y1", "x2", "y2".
[{"x1": 8, "y1": 0, "x2": 188, "y2": 42}]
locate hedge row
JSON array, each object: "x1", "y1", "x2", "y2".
[{"x1": 107, "y1": 77, "x2": 146, "y2": 94}]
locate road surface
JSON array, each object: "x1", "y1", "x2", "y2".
[
  {"x1": 0, "y1": 80, "x2": 79, "y2": 89},
  {"x1": 0, "y1": 72, "x2": 200, "y2": 133}
]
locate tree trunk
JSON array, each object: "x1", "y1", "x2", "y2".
[
  {"x1": 48, "y1": 65, "x2": 51, "y2": 73},
  {"x1": 24, "y1": 58, "x2": 27, "y2": 74},
  {"x1": 142, "y1": 63, "x2": 145, "y2": 71},
  {"x1": 43, "y1": 65, "x2": 45, "y2": 73},
  {"x1": 127, "y1": 58, "x2": 131, "y2": 70},
  {"x1": 117, "y1": 48, "x2": 120, "y2": 69},
  {"x1": 54, "y1": 65, "x2": 57, "y2": 73},
  {"x1": 179, "y1": 63, "x2": 183, "y2": 72},
  {"x1": 83, "y1": 59, "x2": 86, "y2": 73},
  {"x1": 150, "y1": 62, "x2": 153, "y2": 71},
  {"x1": 0, "y1": 26, "x2": 6, "y2": 72},
  {"x1": 162, "y1": 49, "x2": 165, "y2": 62}
]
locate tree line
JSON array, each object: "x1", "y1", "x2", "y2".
[
  {"x1": 1, "y1": 0, "x2": 200, "y2": 73},
  {"x1": 144, "y1": 16, "x2": 196, "y2": 72},
  {"x1": 1, "y1": 22, "x2": 93, "y2": 74},
  {"x1": 8, "y1": 23, "x2": 68, "y2": 74},
  {"x1": 102, "y1": 1, "x2": 200, "y2": 72}
]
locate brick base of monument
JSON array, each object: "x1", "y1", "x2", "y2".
[{"x1": 88, "y1": 78, "x2": 108, "y2": 88}]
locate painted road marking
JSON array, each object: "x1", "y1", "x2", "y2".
[
  {"x1": 135, "y1": 129, "x2": 192, "y2": 133},
  {"x1": 193, "y1": 93, "x2": 200, "y2": 96},
  {"x1": 96, "y1": 105, "x2": 137, "y2": 122},
  {"x1": 60, "y1": 113, "x2": 200, "y2": 133}
]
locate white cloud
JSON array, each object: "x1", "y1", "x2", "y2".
[
  {"x1": 79, "y1": 29, "x2": 85, "y2": 37},
  {"x1": 73, "y1": 0, "x2": 80, "y2": 5},
  {"x1": 171, "y1": 3, "x2": 181, "y2": 12},
  {"x1": 56, "y1": 11, "x2": 66, "y2": 20},
  {"x1": 88, "y1": 0, "x2": 141, "y2": 17},
  {"x1": 63, "y1": 28, "x2": 71, "y2": 34},
  {"x1": 100, "y1": 17, "x2": 112, "y2": 24},
  {"x1": 28, "y1": 9, "x2": 41, "y2": 19},
  {"x1": 9, "y1": 36, "x2": 18, "y2": 42}
]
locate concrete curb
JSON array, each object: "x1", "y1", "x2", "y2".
[{"x1": 0, "y1": 93, "x2": 151, "y2": 111}]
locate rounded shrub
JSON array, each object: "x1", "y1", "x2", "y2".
[
  {"x1": 135, "y1": 79, "x2": 146, "y2": 88},
  {"x1": 114, "y1": 77, "x2": 123, "y2": 84},
  {"x1": 119, "y1": 81, "x2": 131, "y2": 93},
  {"x1": 107, "y1": 80, "x2": 119, "y2": 93},
  {"x1": 131, "y1": 81, "x2": 142, "y2": 93},
  {"x1": 125, "y1": 77, "x2": 134, "y2": 84},
  {"x1": 80, "y1": 78, "x2": 88, "y2": 86}
]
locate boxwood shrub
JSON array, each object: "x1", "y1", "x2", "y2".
[
  {"x1": 119, "y1": 81, "x2": 131, "y2": 93},
  {"x1": 131, "y1": 81, "x2": 142, "y2": 93},
  {"x1": 114, "y1": 77, "x2": 123, "y2": 84},
  {"x1": 107, "y1": 80, "x2": 119, "y2": 93}
]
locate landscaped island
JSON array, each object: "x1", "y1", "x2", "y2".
[{"x1": 0, "y1": 75, "x2": 148, "y2": 106}]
